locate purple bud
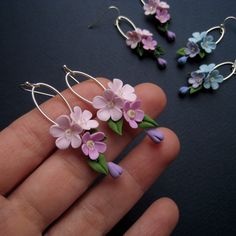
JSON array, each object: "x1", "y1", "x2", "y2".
[
  {"x1": 179, "y1": 86, "x2": 190, "y2": 95},
  {"x1": 108, "y1": 162, "x2": 123, "y2": 178},
  {"x1": 166, "y1": 30, "x2": 176, "y2": 42},
  {"x1": 177, "y1": 56, "x2": 188, "y2": 65},
  {"x1": 145, "y1": 128, "x2": 164, "y2": 143},
  {"x1": 157, "y1": 57, "x2": 167, "y2": 69}
]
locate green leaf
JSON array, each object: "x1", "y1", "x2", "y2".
[
  {"x1": 190, "y1": 85, "x2": 203, "y2": 94},
  {"x1": 135, "y1": 43, "x2": 144, "y2": 57},
  {"x1": 138, "y1": 115, "x2": 159, "y2": 129},
  {"x1": 176, "y1": 48, "x2": 186, "y2": 56},
  {"x1": 154, "y1": 45, "x2": 165, "y2": 57},
  {"x1": 198, "y1": 50, "x2": 205, "y2": 59},
  {"x1": 87, "y1": 154, "x2": 109, "y2": 175},
  {"x1": 157, "y1": 22, "x2": 169, "y2": 32},
  {"x1": 108, "y1": 118, "x2": 123, "y2": 135}
]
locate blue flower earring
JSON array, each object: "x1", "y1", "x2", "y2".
[
  {"x1": 179, "y1": 59, "x2": 236, "y2": 95},
  {"x1": 177, "y1": 16, "x2": 236, "y2": 66}
]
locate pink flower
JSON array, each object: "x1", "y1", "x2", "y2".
[
  {"x1": 108, "y1": 78, "x2": 137, "y2": 102},
  {"x1": 137, "y1": 28, "x2": 153, "y2": 38},
  {"x1": 92, "y1": 90, "x2": 123, "y2": 122},
  {"x1": 49, "y1": 115, "x2": 82, "y2": 150},
  {"x1": 126, "y1": 30, "x2": 142, "y2": 49},
  {"x1": 157, "y1": 1, "x2": 170, "y2": 10},
  {"x1": 81, "y1": 132, "x2": 107, "y2": 160},
  {"x1": 155, "y1": 9, "x2": 170, "y2": 24},
  {"x1": 142, "y1": 37, "x2": 157, "y2": 50},
  {"x1": 143, "y1": 0, "x2": 159, "y2": 15},
  {"x1": 70, "y1": 106, "x2": 98, "y2": 130},
  {"x1": 123, "y1": 100, "x2": 145, "y2": 128}
]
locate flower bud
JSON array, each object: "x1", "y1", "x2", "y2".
[
  {"x1": 177, "y1": 56, "x2": 188, "y2": 65},
  {"x1": 157, "y1": 57, "x2": 167, "y2": 69},
  {"x1": 179, "y1": 86, "x2": 190, "y2": 95},
  {"x1": 145, "y1": 128, "x2": 164, "y2": 143},
  {"x1": 166, "y1": 30, "x2": 176, "y2": 42},
  {"x1": 108, "y1": 162, "x2": 123, "y2": 178}
]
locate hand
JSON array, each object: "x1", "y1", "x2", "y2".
[{"x1": 0, "y1": 79, "x2": 180, "y2": 236}]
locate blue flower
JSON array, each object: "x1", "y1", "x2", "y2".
[
  {"x1": 189, "y1": 31, "x2": 207, "y2": 43},
  {"x1": 179, "y1": 86, "x2": 190, "y2": 95},
  {"x1": 178, "y1": 56, "x2": 188, "y2": 65},
  {"x1": 200, "y1": 35, "x2": 216, "y2": 53},
  {"x1": 203, "y1": 70, "x2": 224, "y2": 90},
  {"x1": 185, "y1": 41, "x2": 200, "y2": 58},
  {"x1": 188, "y1": 71, "x2": 205, "y2": 88},
  {"x1": 197, "y1": 63, "x2": 215, "y2": 73}
]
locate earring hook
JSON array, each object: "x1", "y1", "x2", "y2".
[
  {"x1": 223, "y1": 16, "x2": 236, "y2": 27},
  {"x1": 21, "y1": 82, "x2": 72, "y2": 125},
  {"x1": 214, "y1": 59, "x2": 236, "y2": 81},
  {"x1": 88, "y1": 6, "x2": 121, "y2": 29},
  {"x1": 63, "y1": 65, "x2": 106, "y2": 105},
  {"x1": 140, "y1": 0, "x2": 146, "y2": 5}
]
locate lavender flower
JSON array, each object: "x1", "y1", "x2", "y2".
[
  {"x1": 188, "y1": 72, "x2": 205, "y2": 88},
  {"x1": 157, "y1": 57, "x2": 167, "y2": 69},
  {"x1": 108, "y1": 162, "x2": 123, "y2": 178},
  {"x1": 178, "y1": 56, "x2": 188, "y2": 65},
  {"x1": 145, "y1": 128, "x2": 164, "y2": 143},
  {"x1": 155, "y1": 9, "x2": 170, "y2": 24},
  {"x1": 185, "y1": 41, "x2": 200, "y2": 58},
  {"x1": 143, "y1": 0, "x2": 159, "y2": 15},
  {"x1": 142, "y1": 37, "x2": 157, "y2": 50},
  {"x1": 166, "y1": 30, "x2": 176, "y2": 42},
  {"x1": 179, "y1": 86, "x2": 190, "y2": 95}
]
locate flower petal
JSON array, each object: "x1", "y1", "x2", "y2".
[
  {"x1": 95, "y1": 142, "x2": 107, "y2": 153},
  {"x1": 122, "y1": 84, "x2": 137, "y2": 101},
  {"x1": 82, "y1": 110, "x2": 93, "y2": 121},
  {"x1": 92, "y1": 96, "x2": 107, "y2": 109},
  {"x1": 135, "y1": 110, "x2": 145, "y2": 122},
  {"x1": 55, "y1": 136, "x2": 71, "y2": 150},
  {"x1": 97, "y1": 108, "x2": 111, "y2": 121},
  {"x1": 89, "y1": 149, "x2": 99, "y2": 160},
  {"x1": 70, "y1": 106, "x2": 82, "y2": 122},
  {"x1": 131, "y1": 100, "x2": 141, "y2": 110},
  {"x1": 108, "y1": 78, "x2": 123, "y2": 92},
  {"x1": 82, "y1": 144, "x2": 89, "y2": 156},
  {"x1": 91, "y1": 132, "x2": 105, "y2": 141},
  {"x1": 82, "y1": 132, "x2": 91, "y2": 143},
  {"x1": 87, "y1": 120, "x2": 99, "y2": 129},
  {"x1": 104, "y1": 89, "x2": 114, "y2": 101},
  {"x1": 211, "y1": 82, "x2": 219, "y2": 90},
  {"x1": 129, "y1": 120, "x2": 138, "y2": 129},
  {"x1": 55, "y1": 115, "x2": 71, "y2": 129},
  {"x1": 71, "y1": 134, "x2": 82, "y2": 148},
  {"x1": 49, "y1": 125, "x2": 65, "y2": 138},
  {"x1": 110, "y1": 107, "x2": 123, "y2": 121}
]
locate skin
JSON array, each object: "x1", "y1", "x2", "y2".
[{"x1": 0, "y1": 78, "x2": 180, "y2": 236}]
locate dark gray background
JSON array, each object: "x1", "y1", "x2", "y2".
[{"x1": 1, "y1": 0, "x2": 236, "y2": 235}]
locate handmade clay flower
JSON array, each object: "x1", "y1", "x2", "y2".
[
  {"x1": 197, "y1": 63, "x2": 215, "y2": 73},
  {"x1": 203, "y1": 70, "x2": 224, "y2": 90},
  {"x1": 155, "y1": 9, "x2": 170, "y2": 24},
  {"x1": 188, "y1": 31, "x2": 207, "y2": 43},
  {"x1": 107, "y1": 162, "x2": 123, "y2": 178},
  {"x1": 166, "y1": 30, "x2": 176, "y2": 42},
  {"x1": 200, "y1": 35, "x2": 216, "y2": 53},
  {"x1": 93, "y1": 90, "x2": 123, "y2": 122},
  {"x1": 123, "y1": 100, "x2": 145, "y2": 128},
  {"x1": 108, "y1": 79, "x2": 137, "y2": 102},
  {"x1": 157, "y1": 57, "x2": 167, "y2": 69},
  {"x1": 81, "y1": 132, "x2": 107, "y2": 160},
  {"x1": 142, "y1": 37, "x2": 157, "y2": 50},
  {"x1": 145, "y1": 128, "x2": 164, "y2": 143},
  {"x1": 126, "y1": 30, "x2": 142, "y2": 49},
  {"x1": 179, "y1": 86, "x2": 190, "y2": 95},
  {"x1": 188, "y1": 72, "x2": 205, "y2": 88},
  {"x1": 177, "y1": 56, "x2": 188, "y2": 65},
  {"x1": 70, "y1": 106, "x2": 98, "y2": 130},
  {"x1": 50, "y1": 115, "x2": 82, "y2": 150},
  {"x1": 143, "y1": 0, "x2": 159, "y2": 15},
  {"x1": 157, "y1": 0, "x2": 170, "y2": 9},
  {"x1": 185, "y1": 41, "x2": 200, "y2": 58}
]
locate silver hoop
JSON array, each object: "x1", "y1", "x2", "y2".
[
  {"x1": 21, "y1": 82, "x2": 72, "y2": 125},
  {"x1": 140, "y1": 0, "x2": 145, "y2": 5},
  {"x1": 63, "y1": 65, "x2": 106, "y2": 105},
  {"x1": 206, "y1": 26, "x2": 225, "y2": 44},
  {"x1": 115, "y1": 16, "x2": 137, "y2": 39},
  {"x1": 214, "y1": 60, "x2": 236, "y2": 81}
]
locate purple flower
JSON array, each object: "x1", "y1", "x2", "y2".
[
  {"x1": 179, "y1": 86, "x2": 190, "y2": 95},
  {"x1": 188, "y1": 72, "x2": 205, "y2": 88},
  {"x1": 142, "y1": 37, "x2": 157, "y2": 50},
  {"x1": 155, "y1": 9, "x2": 170, "y2": 24},
  {"x1": 126, "y1": 30, "x2": 142, "y2": 49},
  {"x1": 184, "y1": 41, "x2": 200, "y2": 58},
  {"x1": 166, "y1": 30, "x2": 176, "y2": 42},
  {"x1": 81, "y1": 132, "x2": 107, "y2": 160},
  {"x1": 157, "y1": 1, "x2": 170, "y2": 9},
  {"x1": 70, "y1": 106, "x2": 98, "y2": 130},
  {"x1": 50, "y1": 115, "x2": 82, "y2": 150},
  {"x1": 108, "y1": 162, "x2": 123, "y2": 178},
  {"x1": 92, "y1": 90, "x2": 123, "y2": 122},
  {"x1": 108, "y1": 78, "x2": 137, "y2": 102},
  {"x1": 157, "y1": 57, "x2": 167, "y2": 69},
  {"x1": 145, "y1": 128, "x2": 164, "y2": 143},
  {"x1": 143, "y1": 0, "x2": 159, "y2": 15},
  {"x1": 123, "y1": 100, "x2": 145, "y2": 128},
  {"x1": 178, "y1": 56, "x2": 188, "y2": 65}
]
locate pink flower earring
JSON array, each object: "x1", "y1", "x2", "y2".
[
  {"x1": 88, "y1": 6, "x2": 167, "y2": 69},
  {"x1": 63, "y1": 66, "x2": 164, "y2": 143},
  {"x1": 20, "y1": 82, "x2": 123, "y2": 178},
  {"x1": 140, "y1": 0, "x2": 176, "y2": 42}
]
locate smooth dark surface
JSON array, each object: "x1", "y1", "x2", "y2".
[{"x1": 1, "y1": 0, "x2": 236, "y2": 235}]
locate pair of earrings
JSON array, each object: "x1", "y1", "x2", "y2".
[
  {"x1": 21, "y1": 66, "x2": 164, "y2": 178},
  {"x1": 177, "y1": 16, "x2": 236, "y2": 96},
  {"x1": 89, "y1": 1, "x2": 175, "y2": 70}
]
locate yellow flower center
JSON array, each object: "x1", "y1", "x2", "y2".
[
  {"x1": 87, "y1": 140, "x2": 94, "y2": 149},
  {"x1": 127, "y1": 109, "x2": 136, "y2": 119}
]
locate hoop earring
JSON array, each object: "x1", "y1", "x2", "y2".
[
  {"x1": 89, "y1": 6, "x2": 167, "y2": 69},
  {"x1": 63, "y1": 65, "x2": 165, "y2": 143},
  {"x1": 140, "y1": 0, "x2": 176, "y2": 42},
  {"x1": 179, "y1": 59, "x2": 236, "y2": 96},
  {"x1": 20, "y1": 81, "x2": 123, "y2": 178},
  {"x1": 177, "y1": 16, "x2": 236, "y2": 66}
]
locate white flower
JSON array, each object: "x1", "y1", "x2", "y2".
[{"x1": 108, "y1": 79, "x2": 137, "y2": 102}]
